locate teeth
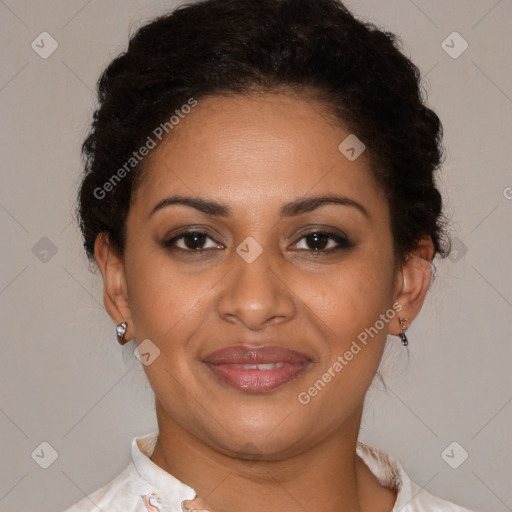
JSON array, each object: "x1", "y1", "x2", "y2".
[{"x1": 235, "y1": 363, "x2": 285, "y2": 370}]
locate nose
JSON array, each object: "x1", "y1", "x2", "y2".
[{"x1": 216, "y1": 247, "x2": 296, "y2": 331}]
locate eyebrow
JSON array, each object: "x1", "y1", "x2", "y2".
[{"x1": 148, "y1": 193, "x2": 369, "y2": 219}]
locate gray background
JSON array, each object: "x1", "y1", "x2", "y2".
[{"x1": 0, "y1": 0, "x2": 511, "y2": 511}]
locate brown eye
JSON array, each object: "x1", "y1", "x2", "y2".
[
  {"x1": 163, "y1": 231, "x2": 221, "y2": 251},
  {"x1": 293, "y1": 231, "x2": 352, "y2": 252}
]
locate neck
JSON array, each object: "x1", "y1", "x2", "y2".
[{"x1": 150, "y1": 401, "x2": 396, "y2": 512}]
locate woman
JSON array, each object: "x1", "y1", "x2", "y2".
[{"x1": 64, "y1": 0, "x2": 475, "y2": 510}]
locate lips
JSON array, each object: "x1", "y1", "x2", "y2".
[{"x1": 203, "y1": 345, "x2": 312, "y2": 392}]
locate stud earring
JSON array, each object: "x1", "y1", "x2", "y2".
[
  {"x1": 116, "y1": 321, "x2": 128, "y2": 345},
  {"x1": 398, "y1": 317, "x2": 408, "y2": 346}
]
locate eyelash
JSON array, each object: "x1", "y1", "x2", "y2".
[{"x1": 162, "y1": 230, "x2": 353, "y2": 254}]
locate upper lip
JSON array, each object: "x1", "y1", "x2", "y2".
[{"x1": 203, "y1": 345, "x2": 311, "y2": 365}]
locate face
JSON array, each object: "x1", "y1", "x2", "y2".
[{"x1": 100, "y1": 91, "x2": 424, "y2": 460}]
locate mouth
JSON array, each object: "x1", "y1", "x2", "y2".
[{"x1": 202, "y1": 345, "x2": 312, "y2": 392}]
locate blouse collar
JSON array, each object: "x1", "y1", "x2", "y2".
[{"x1": 131, "y1": 431, "x2": 413, "y2": 511}]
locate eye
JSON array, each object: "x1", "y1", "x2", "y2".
[
  {"x1": 162, "y1": 229, "x2": 351, "y2": 254},
  {"x1": 292, "y1": 231, "x2": 352, "y2": 253},
  {"x1": 163, "y1": 231, "x2": 222, "y2": 252}
]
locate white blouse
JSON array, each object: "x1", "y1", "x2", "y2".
[{"x1": 63, "y1": 432, "x2": 474, "y2": 512}]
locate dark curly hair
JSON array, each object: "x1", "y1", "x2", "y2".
[{"x1": 77, "y1": 0, "x2": 449, "y2": 266}]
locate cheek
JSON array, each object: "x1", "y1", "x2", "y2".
[
  {"x1": 294, "y1": 277, "x2": 393, "y2": 428},
  {"x1": 297, "y1": 251, "x2": 395, "y2": 395},
  {"x1": 125, "y1": 249, "x2": 218, "y2": 340},
  {"x1": 125, "y1": 234, "x2": 395, "y2": 354},
  {"x1": 301, "y1": 253, "x2": 395, "y2": 338}
]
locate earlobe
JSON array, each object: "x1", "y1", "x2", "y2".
[
  {"x1": 94, "y1": 232, "x2": 134, "y2": 340},
  {"x1": 391, "y1": 236, "x2": 435, "y2": 336}
]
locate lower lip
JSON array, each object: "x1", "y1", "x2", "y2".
[{"x1": 204, "y1": 362, "x2": 310, "y2": 392}]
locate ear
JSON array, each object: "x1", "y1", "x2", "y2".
[
  {"x1": 390, "y1": 236, "x2": 435, "y2": 335},
  {"x1": 94, "y1": 232, "x2": 135, "y2": 340}
]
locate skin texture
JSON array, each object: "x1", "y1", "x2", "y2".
[{"x1": 95, "y1": 91, "x2": 434, "y2": 512}]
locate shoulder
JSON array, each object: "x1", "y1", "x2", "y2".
[
  {"x1": 62, "y1": 463, "x2": 150, "y2": 512},
  {"x1": 61, "y1": 431, "x2": 197, "y2": 512},
  {"x1": 404, "y1": 479, "x2": 476, "y2": 511},
  {"x1": 356, "y1": 443, "x2": 476, "y2": 512}
]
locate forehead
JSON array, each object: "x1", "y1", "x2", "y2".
[{"x1": 131, "y1": 92, "x2": 387, "y2": 217}]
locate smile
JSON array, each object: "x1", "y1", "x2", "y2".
[{"x1": 203, "y1": 345, "x2": 312, "y2": 392}]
